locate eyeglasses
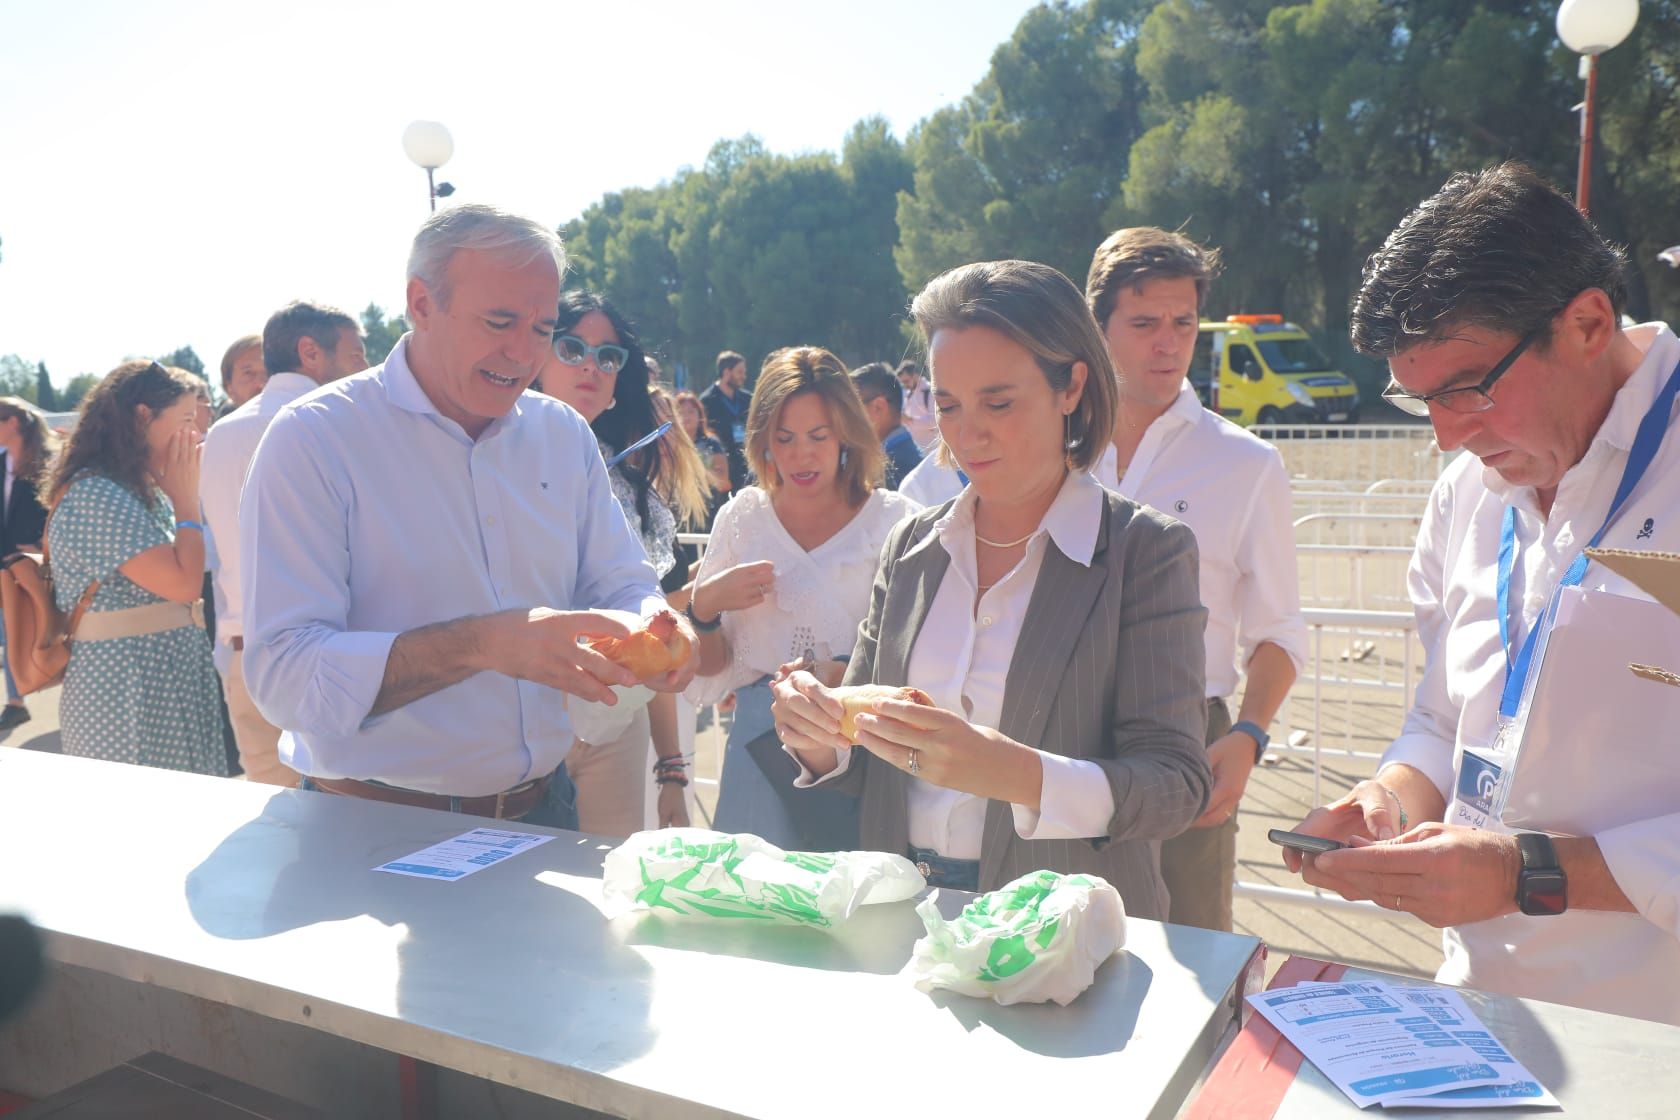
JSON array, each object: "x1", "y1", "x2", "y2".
[
  {"x1": 1381, "y1": 328, "x2": 1538, "y2": 417},
  {"x1": 552, "y1": 335, "x2": 629, "y2": 376}
]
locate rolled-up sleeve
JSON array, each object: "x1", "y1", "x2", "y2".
[
  {"x1": 569, "y1": 436, "x2": 664, "y2": 619},
  {"x1": 1380, "y1": 480, "x2": 1458, "y2": 800},
  {"x1": 1597, "y1": 814, "x2": 1680, "y2": 939},
  {"x1": 240, "y1": 408, "x2": 398, "y2": 736},
  {"x1": 1234, "y1": 449, "x2": 1308, "y2": 674}
]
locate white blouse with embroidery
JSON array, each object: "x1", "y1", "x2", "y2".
[{"x1": 684, "y1": 485, "x2": 920, "y2": 707}]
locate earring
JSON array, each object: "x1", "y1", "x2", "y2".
[
  {"x1": 839, "y1": 447, "x2": 849, "y2": 469},
  {"x1": 1064, "y1": 411, "x2": 1079, "y2": 451},
  {"x1": 764, "y1": 450, "x2": 773, "y2": 463},
  {"x1": 605, "y1": 397, "x2": 617, "y2": 411}
]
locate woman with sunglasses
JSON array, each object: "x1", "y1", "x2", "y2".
[
  {"x1": 771, "y1": 262, "x2": 1211, "y2": 913},
  {"x1": 684, "y1": 347, "x2": 919, "y2": 851},
  {"x1": 43, "y1": 361, "x2": 228, "y2": 775},
  {"x1": 536, "y1": 292, "x2": 711, "y2": 836},
  {"x1": 0, "y1": 397, "x2": 59, "y2": 731}
]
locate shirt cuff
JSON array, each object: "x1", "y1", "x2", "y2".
[
  {"x1": 786, "y1": 744, "x2": 852, "y2": 788},
  {"x1": 318, "y1": 630, "x2": 400, "y2": 734},
  {"x1": 1012, "y1": 751, "x2": 1116, "y2": 841},
  {"x1": 1380, "y1": 732, "x2": 1456, "y2": 805},
  {"x1": 1595, "y1": 813, "x2": 1680, "y2": 938}
]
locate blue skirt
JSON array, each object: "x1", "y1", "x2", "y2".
[{"x1": 713, "y1": 678, "x2": 859, "y2": 852}]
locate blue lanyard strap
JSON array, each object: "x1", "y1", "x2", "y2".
[
  {"x1": 1497, "y1": 356, "x2": 1680, "y2": 718},
  {"x1": 604, "y1": 421, "x2": 673, "y2": 470}
]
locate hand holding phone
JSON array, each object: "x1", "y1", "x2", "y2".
[{"x1": 1268, "y1": 828, "x2": 1345, "y2": 855}]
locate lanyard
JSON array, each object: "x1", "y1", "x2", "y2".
[
  {"x1": 1497, "y1": 357, "x2": 1680, "y2": 718},
  {"x1": 605, "y1": 421, "x2": 673, "y2": 470}
]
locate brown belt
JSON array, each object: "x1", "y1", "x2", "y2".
[{"x1": 308, "y1": 775, "x2": 550, "y2": 821}]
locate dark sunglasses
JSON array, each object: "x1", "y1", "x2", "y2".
[
  {"x1": 1382, "y1": 328, "x2": 1539, "y2": 417},
  {"x1": 552, "y1": 335, "x2": 629, "y2": 376}
]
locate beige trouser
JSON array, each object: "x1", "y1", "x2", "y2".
[
  {"x1": 221, "y1": 650, "x2": 298, "y2": 788},
  {"x1": 1160, "y1": 696, "x2": 1238, "y2": 932},
  {"x1": 567, "y1": 707, "x2": 652, "y2": 839}
]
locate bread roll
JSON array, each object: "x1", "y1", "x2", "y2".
[
  {"x1": 834, "y1": 684, "x2": 934, "y2": 741},
  {"x1": 587, "y1": 609, "x2": 692, "y2": 680}
]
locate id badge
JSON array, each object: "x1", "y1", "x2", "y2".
[
  {"x1": 1448, "y1": 728, "x2": 1510, "y2": 830},
  {"x1": 732, "y1": 422, "x2": 747, "y2": 445}
]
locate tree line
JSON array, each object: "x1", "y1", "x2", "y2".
[{"x1": 560, "y1": 0, "x2": 1680, "y2": 401}]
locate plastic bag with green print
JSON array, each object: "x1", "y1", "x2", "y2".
[
  {"x1": 908, "y1": 870, "x2": 1127, "y2": 1006},
  {"x1": 602, "y1": 828, "x2": 926, "y2": 927}
]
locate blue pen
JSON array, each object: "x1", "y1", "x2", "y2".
[{"x1": 605, "y1": 421, "x2": 673, "y2": 469}]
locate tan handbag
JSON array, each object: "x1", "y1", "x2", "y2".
[{"x1": 0, "y1": 514, "x2": 98, "y2": 696}]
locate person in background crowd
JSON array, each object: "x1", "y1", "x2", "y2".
[
  {"x1": 45, "y1": 360, "x2": 226, "y2": 775},
  {"x1": 200, "y1": 300, "x2": 367, "y2": 787},
  {"x1": 241, "y1": 205, "x2": 694, "y2": 827},
  {"x1": 184, "y1": 376, "x2": 214, "y2": 435},
  {"x1": 0, "y1": 398, "x2": 59, "y2": 732},
  {"x1": 676, "y1": 388, "x2": 731, "y2": 509},
  {"x1": 535, "y1": 290, "x2": 710, "y2": 834},
  {"x1": 701, "y1": 350, "x2": 753, "y2": 491},
  {"x1": 1085, "y1": 227, "x2": 1306, "y2": 931},
  {"x1": 217, "y1": 334, "x2": 267, "y2": 417},
  {"x1": 850, "y1": 361, "x2": 923, "y2": 491},
  {"x1": 649, "y1": 385, "x2": 708, "y2": 592},
  {"x1": 897, "y1": 359, "x2": 938, "y2": 451},
  {"x1": 1285, "y1": 162, "x2": 1680, "y2": 1027},
  {"x1": 773, "y1": 260, "x2": 1211, "y2": 915},
  {"x1": 685, "y1": 346, "x2": 918, "y2": 850}
]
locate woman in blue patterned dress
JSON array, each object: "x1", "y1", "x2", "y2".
[{"x1": 44, "y1": 360, "x2": 226, "y2": 774}]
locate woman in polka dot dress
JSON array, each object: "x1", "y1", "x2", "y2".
[{"x1": 44, "y1": 360, "x2": 227, "y2": 775}]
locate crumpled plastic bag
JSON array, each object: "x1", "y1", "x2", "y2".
[
  {"x1": 567, "y1": 684, "x2": 654, "y2": 745},
  {"x1": 908, "y1": 869, "x2": 1126, "y2": 1005},
  {"x1": 602, "y1": 828, "x2": 926, "y2": 927}
]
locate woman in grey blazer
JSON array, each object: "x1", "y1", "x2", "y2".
[{"x1": 772, "y1": 260, "x2": 1211, "y2": 921}]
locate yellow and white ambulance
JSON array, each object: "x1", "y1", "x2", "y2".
[{"x1": 1191, "y1": 314, "x2": 1361, "y2": 426}]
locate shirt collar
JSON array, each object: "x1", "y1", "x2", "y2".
[
  {"x1": 261, "y1": 372, "x2": 321, "y2": 399},
  {"x1": 932, "y1": 468, "x2": 1104, "y2": 568},
  {"x1": 379, "y1": 333, "x2": 526, "y2": 440},
  {"x1": 884, "y1": 425, "x2": 913, "y2": 449},
  {"x1": 1482, "y1": 322, "x2": 1680, "y2": 500}
]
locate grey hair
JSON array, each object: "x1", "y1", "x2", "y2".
[{"x1": 406, "y1": 204, "x2": 567, "y2": 308}]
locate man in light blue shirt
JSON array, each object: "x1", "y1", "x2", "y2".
[{"x1": 240, "y1": 205, "x2": 694, "y2": 820}]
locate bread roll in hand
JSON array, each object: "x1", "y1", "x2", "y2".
[
  {"x1": 587, "y1": 609, "x2": 693, "y2": 681},
  {"x1": 833, "y1": 684, "x2": 934, "y2": 741}
]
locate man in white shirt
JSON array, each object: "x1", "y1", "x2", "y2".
[
  {"x1": 1286, "y1": 162, "x2": 1680, "y2": 1025},
  {"x1": 200, "y1": 301, "x2": 368, "y2": 786},
  {"x1": 241, "y1": 204, "x2": 694, "y2": 824},
  {"x1": 1086, "y1": 227, "x2": 1307, "y2": 931},
  {"x1": 897, "y1": 360, "x2": 938, "y2": 451}
]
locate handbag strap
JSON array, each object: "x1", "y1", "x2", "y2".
[{"x1": 39, "y1": 501, "x2": 101, "y2": 643}]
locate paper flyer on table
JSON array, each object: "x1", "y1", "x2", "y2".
[
  {"x1": 375, "y1": 828, "x2": 554, "y2": 880},
  {"x1": 1246, "y1": 980, "x2": 1559, "y2": 1110}
]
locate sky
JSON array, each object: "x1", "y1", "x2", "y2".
[{"x1": 0, "y1": 0, "x2": 1040, "y2": 387}]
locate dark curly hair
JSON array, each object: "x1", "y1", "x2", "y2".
[{"x1": 46, "y1": 360, "x2": 202, "y2": 509}]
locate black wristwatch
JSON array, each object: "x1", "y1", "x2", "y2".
[
  {"x1": 684, "y1": 598, "x2": 722, "y2": 633},
  {"x1": 1231, "y1": 719, "x2": 1270, "y2": 765},
  {"x1": 1514, "y1": 832, "x2": 1568, "y2": 916}
]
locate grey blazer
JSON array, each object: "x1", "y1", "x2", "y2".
[{"x1": 830, "y1": 489, "x2": 1211, "y2": 920}]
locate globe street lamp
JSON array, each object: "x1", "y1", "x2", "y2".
[
  {"x1": 1556, "y1": 0, "x2": 1639, "y2": 216},
  {"x1": 402, "y1": 120, "x2": 457, "y2": 212}
]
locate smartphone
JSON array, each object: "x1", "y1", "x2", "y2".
[{"x1": 1268, "y1": 828, "x2": 1345, "y2": 855}]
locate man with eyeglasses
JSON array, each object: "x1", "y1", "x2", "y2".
[
  {"x1": 240, "y1": 204, "x2": 695, "y2": 825},
  {"x1": 1283, "y1": 162, "x2": 1680, "y2": 1025}
]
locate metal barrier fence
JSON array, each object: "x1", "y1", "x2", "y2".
[{"x1": 1255, "y1": 424, "x2": 1446, "y2": 483}]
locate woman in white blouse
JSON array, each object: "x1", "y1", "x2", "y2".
[
  {"x1": 685, "y1": 347, "x2": 920, "y2": 850},
  {"x1": 772, "y1": 261, "x2": 1211, "y2": 917}
]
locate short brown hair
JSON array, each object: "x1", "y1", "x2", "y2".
[
  {"x1": 744, "y1": 347, "x2": 884, "y2": 506},
  {"x1": 716, "y1": 350, "x2": 745, "y2": 377},
  {"x1": 911, "y1": 260, "x2": 1118, "y2": 473},
  {"x1": 1086, "y1": 227, "x2": 1222, "y2": 331},
  {"x1": 219, "y1": 334, "x2": 264, "y2": 389},
  {"x1": 263, "y1": 301, "x2": 358, "y2": 375}
]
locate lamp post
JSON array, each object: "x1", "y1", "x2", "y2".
[
  {"x1": 1555, "y1": 0, "x2": 1639, "y2": 216},
  {"x1": 402, "y1": 120, "x2": 456, "y2": 212}
]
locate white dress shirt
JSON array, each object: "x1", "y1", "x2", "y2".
[
  {"x1": 897, "y1": 453, "x2": 965, "y2": 509},
  {"x1": 240, "y1": 335, "x2": 665, "y2": 797},
  {"x1": 901, "y1": 379, "x2": 938, "y2": 451},
  {"x1": 1095, "y1": 382, "x2": 1307, "y2": 697},
  {"x1": 799, "y1": 471, "x2": 1118, "y2": 859},
  {"x1": 684, "y1": 486, "x2": 920, "y2": 707},
  {"x1": 200, "y1": 372, "x2": 324, "y2": 674},
  {"x1": 1383, "y1": 323, "x2": 1680, "y2": 1024}
]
